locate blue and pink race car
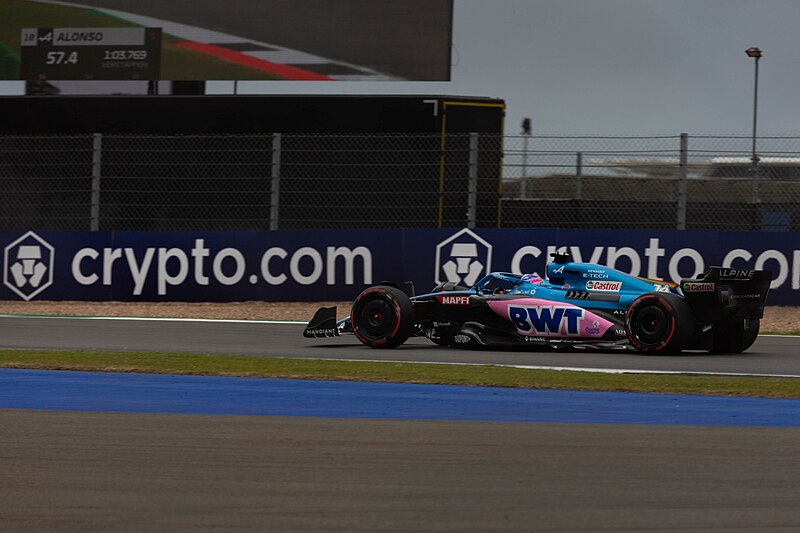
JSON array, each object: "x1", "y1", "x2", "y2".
[{"x1": 304, "y1": 253, "x2": 771, "y2": 354}]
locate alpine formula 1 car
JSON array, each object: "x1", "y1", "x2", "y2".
[{"x1": 303, "y1": 253, "x2": 771, "y2": 354}]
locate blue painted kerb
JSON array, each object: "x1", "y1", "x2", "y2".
[{"x1": 1, "y1": 368, "x2": 799, "y2": 427}]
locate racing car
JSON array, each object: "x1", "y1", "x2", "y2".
[{"x1": 303, "y1": 253, "x2": 771, "y2": 354}]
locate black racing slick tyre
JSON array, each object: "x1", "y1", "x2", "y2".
[
  {"x1": 351, "y1": 285, "x2": 415, "y2": 349},
  {"x1": 626, "y1": 292, "x2": 695, "y2": 355},
  {"x1": 711, "y1": 318, "x2": 760, "y2": 353}
]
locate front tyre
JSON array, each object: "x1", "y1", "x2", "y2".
[
  {"x1": 351, "y1": 286, "x2": 415, "y2": 348},
  {"x1": 626, "y1": 292, "x2": 695, "y2": 355}
]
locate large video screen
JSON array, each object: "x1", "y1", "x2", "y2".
[{"x1": 0, "y1": 0, "x2": 453, "y2": 81}]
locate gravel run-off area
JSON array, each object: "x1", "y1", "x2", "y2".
[
  {"x1": 0, "y1": 301, "x2": 798, "y2": 333},
  {"x1": 0, "y1": 301, "x2": 353, "y2": 322}
]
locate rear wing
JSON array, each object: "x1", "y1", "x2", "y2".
[{"x1": 680, "y1": 267, "x2": 771, "y2": 321}]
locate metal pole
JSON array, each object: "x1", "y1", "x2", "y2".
[
  {"x1": 575, "y1": 151, "x2": 583, "y2": 201},
  {"x1": 677, "y1": 133, "x2": 688, "y2": 230},
  {"x1": 520, "y1": 117, "x2": 531, "y2": 199},
  {"x1": 521, "y1": 133, "x2": 529, "y2": 198},
  {"x1": 467, "y1": 132, "x2": 478, "y2": 228},
  {"x1": 90, "y1": 133, "x2": 102, "y2": 231},
  {"x1": 750, "y1": 51, "x2": 761, "y2": 205},
  {"x1": 269, "y1": 133, "x2": 282, "y2": 231}
]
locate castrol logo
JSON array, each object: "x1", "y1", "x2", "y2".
[{"x1": 585, "y1": 280, "x2": 621, "y2": 292}]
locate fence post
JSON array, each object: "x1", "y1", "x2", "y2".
[
  {"x1": 269, "y1": 133, "x2": 282, "y2": 231},
  {"x1": 750, "y1": 159, "x2": 761, "y2": 206},
  {"x1": 575, "y1": 151, "x2": 583, "y2": 200},
  {"x1": 676, "y1": 133, "x2": 688, "y2": 230},
  {"x1": 521, "y1": 133, "x2": 529, "y2": 198},
  {"x1": 90, "y1": 133, "x2": 102, "y2": 231},
  {"x1": 467, "y1": 132, "x2": 478, "y2": 228}
]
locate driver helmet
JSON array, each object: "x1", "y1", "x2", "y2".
[{"x1": 521, "y1": 273, "x2": 543, "y2": 284}]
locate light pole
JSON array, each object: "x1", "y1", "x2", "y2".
[
  {"x1": 745, "y1": 47, "x2": 762, "y2": 204},
  {"x1": 521, "y1": 117, "x2": 531, "y2": 198}
]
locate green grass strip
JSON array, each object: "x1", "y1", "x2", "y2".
[{"x1": 1, "y1": 349, "x2": 799, "y2": 398}]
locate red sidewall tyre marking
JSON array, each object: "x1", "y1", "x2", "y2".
[
  {"x1": 351, "y1": 288, "x2": 403, "y2": 347},
  {"x1": 626, "y1": 294, "x2": 677, "y2": 352}
]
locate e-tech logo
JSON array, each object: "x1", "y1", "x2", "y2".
[
  {"x1": 435, "y1": 228, "x2": 492, "y2": 286},
  {"x1": 3, "y1": 231, "x2": 55, "y2": 301}
]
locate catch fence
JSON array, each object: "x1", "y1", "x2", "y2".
[
  {"x1": 503, "y1": 134, "x2": 800, "y2": 231},
  {"x1": 2, "y1": 133, "x2": 800, "y2": 231}
]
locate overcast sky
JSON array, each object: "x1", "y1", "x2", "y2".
[{"x1": 5, "y1": 0, "x2": 800, "y2": 135}]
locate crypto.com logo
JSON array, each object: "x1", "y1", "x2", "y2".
[
  {"x1": 3, "y1": 231, "x2": 55, "y2": 301},
  {"x1": 434, "y1": 228, "x2": 492, "y2": 286}
]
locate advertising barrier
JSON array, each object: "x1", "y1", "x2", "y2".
[{"x1": 2, "y1": 228, "x2": 800, "y2": 305}]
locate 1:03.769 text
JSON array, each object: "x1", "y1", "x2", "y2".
[{"x1": 103, "y1": 50, "x2": 148, "y2": 60}]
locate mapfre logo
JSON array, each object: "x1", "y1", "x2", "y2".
[
  {"x1": 436, "y1": 295, "x2": 470, "y2": 305},
  {"x1": 434, "y1": 228, "x2": 492, "y2": 287},
  {"x1": 3, "y1": 231, "x2": 55, "y2": 300}
]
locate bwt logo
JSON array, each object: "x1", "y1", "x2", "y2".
[
  {"x1": 3, "y1": 231, "x2": 55, "y2": 300},
  {"x1": 509, "y1": 305, "x2": 585, "y2": 336},
  {"x1": 434, "y1": 228, "x2": 492, "y2": 287}
]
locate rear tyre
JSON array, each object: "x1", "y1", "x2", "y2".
[
  {"x1": 711, "y1": 318, "x2": 760, "y2": 353},
  {"x1": 351, "y1": 286, "x2": 415, "y2": 348},
  {"x1": 626, "y1": 292, "x2": 695, "y2": 355}
]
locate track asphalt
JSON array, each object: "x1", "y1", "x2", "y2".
[
  {"x1": 3, "y1": 316, "x2": 800, "y2": 376},
  {"x1": 3, "y1": 409, "x2": 798, "y2": 532},
  {"x1": 4, "y1": 323, "x2": 800, "y2": 529}
]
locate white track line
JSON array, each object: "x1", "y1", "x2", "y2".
[
  {"x1": 291, "y1": 357, "x2": 800, "y2": 379},
  {"x1": 1, "y1": 315, "x2": 797, "y2": 378},
  {"x1": 0, "y1": 314, "x2": 302, "y2": 324}
]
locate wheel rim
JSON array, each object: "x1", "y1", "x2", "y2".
[
  {"x1": 632, "y1": 305, "x2": 670, "y2": 346},
  {"x1": 356, "y1": 297, "x2": 396, "y2": 340}
]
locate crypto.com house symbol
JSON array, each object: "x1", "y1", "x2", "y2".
[
  {"x1": 434, "y1": 228, "x2": 492, "y2": 286},
  {"x1": 3, "y1": 231, "x2": 55, "y2": 301}
]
